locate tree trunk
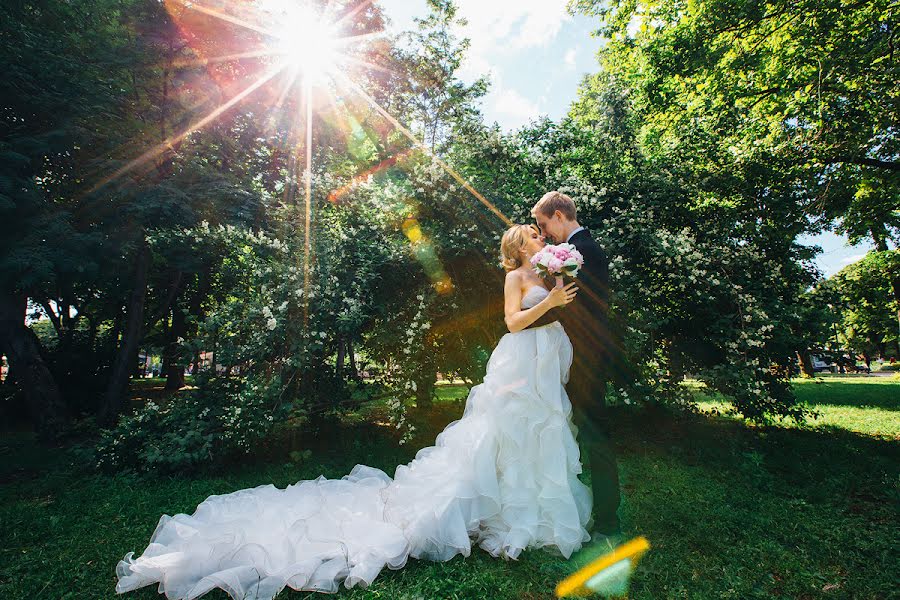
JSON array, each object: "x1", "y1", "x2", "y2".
[
  {"x1": 164, "y1": 304, "x2": 186, "y2": 390},
  {"x1": 667, "y1": 340, "x2": 686, "y2": 381},
  {"x1": 87, "y1": 314, "x2": 98, "y2": 351},
  {"x1": 187, "y1": 269, "x2": 209, "y2": 379},
  {"x1": 347, "y1": 337, "x2": 359, "y2": 380},
  {"x1": 110, "y1": 307, "x2": 123, "y2": 353},
  {"x1": 99, "y1": 238, "x2": 151, "y2": 426},
  {"x1": 796, "y1": 349, "x2": 815, "y2": 378},
  {"x1": 0, "y1": 289, "x2": 70, "y2": 440},
  {"x1": 336, "y1": 336, "x2": 345, "y2": 379},
  {"x1": 414, "y1": 367, "x2": 436, "y2": 411},
  {"x1": 160, "y1": 310, "x2": 170, "y2": 377}
]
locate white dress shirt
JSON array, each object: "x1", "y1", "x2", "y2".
[{"x1": 565, "y1": 226, "x2": 585, "y2": 243}]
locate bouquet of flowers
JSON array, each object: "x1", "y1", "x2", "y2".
[{"x1": 530, "y1": 242, "x2": 584, "y2": 285}]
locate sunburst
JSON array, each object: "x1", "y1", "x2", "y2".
[{"x1": 90, "y1": 0, "x2": 511, "y2": 314}]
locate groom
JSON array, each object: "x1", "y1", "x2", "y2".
[{"x1": 524, "y1": 191, "x2": 622, "y2": 538}]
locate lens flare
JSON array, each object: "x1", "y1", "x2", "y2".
[
  {"x1": 263, "y1": 1, "x2": 340, "y2": 84},
  {"x1": 82, "y1": 0, "x2": 511, "y2": 318}
]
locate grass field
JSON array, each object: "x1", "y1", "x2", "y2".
[
  {"x1": 1, "y1": 377, "x2": 896, "y2": 599},
  {"x1": 690, "y1": 376, "x2": 900, "y2": 440}
]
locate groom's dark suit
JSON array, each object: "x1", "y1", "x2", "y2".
[{"x1": 525, "y1": 228, "x2": 622, "y2": 533}]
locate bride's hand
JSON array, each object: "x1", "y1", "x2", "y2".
[{"x1": 545, "y1": 281, "x2": 578, "y2": 308}]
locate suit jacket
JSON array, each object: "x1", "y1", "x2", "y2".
[{"x1": 525, "y1": 229, "x2": 622, "y2": 391}]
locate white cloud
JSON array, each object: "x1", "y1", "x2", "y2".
[
  {"x1": 840, "y1": 254, "x2": 867, "y2": 265},
  {"x1": 491, "y1": 86, "x2": 541, "y2": 129},
  {"x1": 451, "y1": 0, "x2": 571, "y2": 129},
  {"x1": 455, "y1": 0, "x2": 571, "y2": 48},
  {"x1": 452, "y1": 0, "x2": 572, "y2": 80},
  {"x1": 379, "y1": 0, "x2": 579, "y2": 131}
]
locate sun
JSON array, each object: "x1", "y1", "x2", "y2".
[
  {"x1": 95, "y1": 0, "x2": 511, "y2": 235},
  {"x1": 262, "y1": 1, "x2": 341, "y2": 84}
]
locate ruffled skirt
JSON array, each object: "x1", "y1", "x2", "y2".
[{"x1": 116, "y1": 321, "x2": 592, "y2": 599}]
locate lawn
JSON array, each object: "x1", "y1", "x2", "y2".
[
  {"x1": 1, "y1": 378, "x2": 896, "y2": 599},
  {"x1": 691, "y1": 375, "x2": 900, "y2": 440}
]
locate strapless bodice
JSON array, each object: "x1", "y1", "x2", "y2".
[{"x1": 521, "y1": 285, "x2": 549, "y2": 309}]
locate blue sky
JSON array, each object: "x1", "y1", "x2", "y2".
[
  {"x1": 378, "y1": 0, "x2": 873, "y2": 278},
  {"x1": 381, "y1": 0, "x2": 603, "y2": 131}
]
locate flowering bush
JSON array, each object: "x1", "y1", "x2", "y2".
[
  {"x1": 95, "y1": 373, "x2": 283, "y2": 473},
  {"x1": 453, "y1": 119, "x2": 813, "y2": 423}
]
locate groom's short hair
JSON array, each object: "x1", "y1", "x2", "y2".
[{"x1": 532, "y1": 191, "x2": 577, "y2": 221}]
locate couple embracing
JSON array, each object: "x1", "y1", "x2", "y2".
[{"x1": 116, "y1": 191, "x2": 624, "y2": 599}]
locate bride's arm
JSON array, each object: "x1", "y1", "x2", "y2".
[{"x1": 504, "y1": 272, "x2": 577, "y2": 333}]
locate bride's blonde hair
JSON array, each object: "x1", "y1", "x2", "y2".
[{"x1": 500, "y1": 224, "x2": 538, "y2": 272}]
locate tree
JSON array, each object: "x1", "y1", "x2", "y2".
[
  {"x1": 396, "y1": 0, "x2": 489, "y2": 153},
  {"x1": 0, "y1": 0, "x2": 143, "y2": 438},
  {"x1": 829, "y1": 251, "x2": 900, "y2": 359},
  {"x1": 572, "y1": 0, "x2": 900, "y2": 316}
]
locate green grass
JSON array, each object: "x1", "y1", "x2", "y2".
[
  {"x1": 691, "y1": 376, "x2": 900, "y2": 440},
  {"x1": 1, "y1": 378, "x2": 897, "y2": 598}
]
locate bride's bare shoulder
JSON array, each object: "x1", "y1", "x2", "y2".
[
  {"x1": 505, "y1": 269, "x2": 523, "y2": 283},
  {"x1": 504, "y1": 269, "x2": 525, "y2": 295}
]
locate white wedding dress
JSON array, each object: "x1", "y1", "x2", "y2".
[{"x1": 116, "y1": 286, "x2": 592, "y2": 599}]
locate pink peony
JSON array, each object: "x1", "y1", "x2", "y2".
[
  {"x1": 531, "y1": 243, "x2": 584, "y2": 278},
  {"x1": 547, "y1": 257, "x2": 564, "y2": 272}
]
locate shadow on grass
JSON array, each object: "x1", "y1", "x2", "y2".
[
  {"x1": 1, "y1": 396, "x2": 897, "y2": 599},
  {"x1": 612, "y1": 406, "x2": 898, "y2": 501}
]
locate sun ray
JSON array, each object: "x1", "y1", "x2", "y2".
[
  {"x1": 166, "y1": 0, "x2": 274, "y2": 37},
  {"x1": 331, "y1": 0, "x2": 375, "y2": 30},
  {"x1": 273, "y1": 67, "x2": 301, "y2": 110},
  {"x1": 321, "y1": 0, "x2": 338, "y2": 19},
  {"x1": 88, "y1": 63, "x2": 286, "y2": 193},
  {"x1": 81, "y1": 0, "x2": 510, "y2": 281},
  {"x1": 337, "y1": 55, "x2": 397, "y2": 76},
  {"x1": 332, "y1": 29, "x2": 389, "y2": 47},
  {"x1": 334, "y1": 72, "x2": 512, "y2": 227},
  {"x1": 304, "y1": 77, "x2": 314, "y2": 326},
  {"x1": 170, "y1": 47, "x2": 275, "y2": 70}
]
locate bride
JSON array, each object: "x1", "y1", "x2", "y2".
[{"x1": 116, "y1": 224, "x2": 591, "y2": 599}]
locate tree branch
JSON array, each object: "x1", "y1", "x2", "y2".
[
  {"x1": 826, "y1": 157, "x2": 900, "y2": 171},
  {"x1": 39, "y1": 301, "x2": 62, "y2": 337}
]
